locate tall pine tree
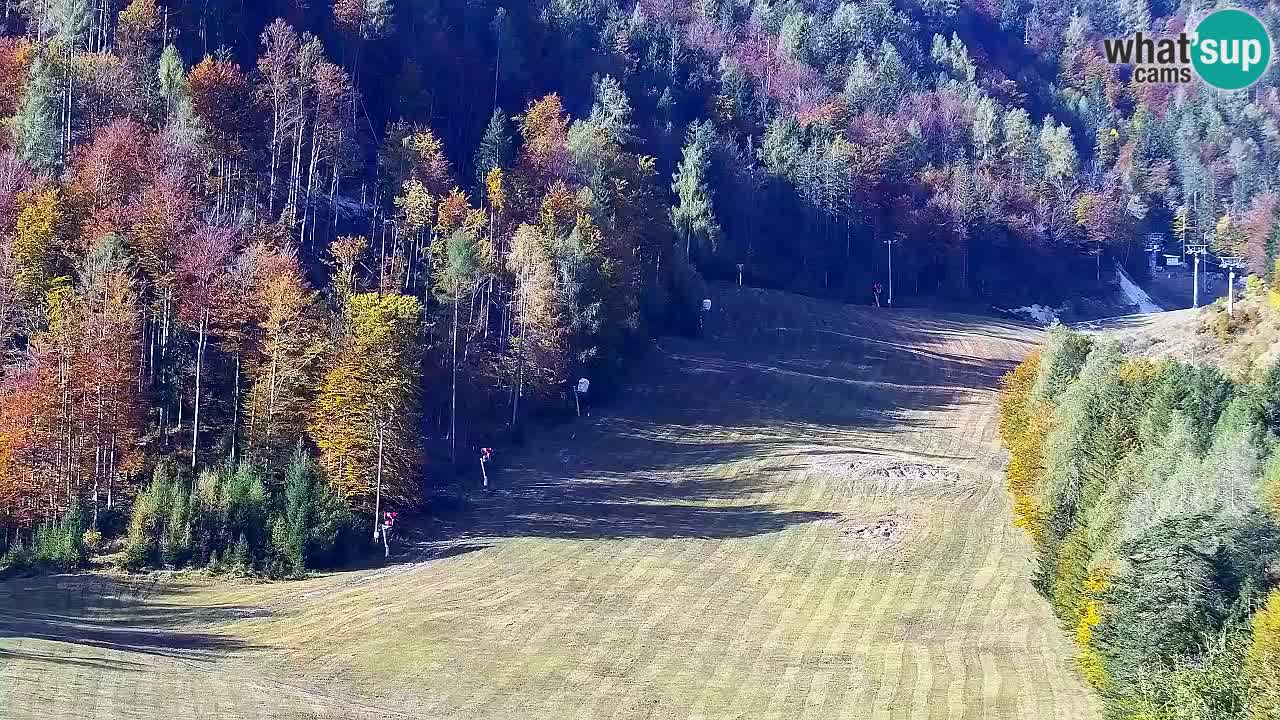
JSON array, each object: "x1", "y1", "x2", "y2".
[
  {"x1": 474, "y1": 109, "x2": 514, "y2": 191},
  {"x1": 13, "y1": 55, "x2": 60, "y2": 171},
  {"x1": 671, "y1": 121, "x2": 721, "y2": 262}
]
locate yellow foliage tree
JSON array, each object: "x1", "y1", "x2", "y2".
[
  {"x1": 1248, "y1": 590, "x2": 1280, "y2": 718},
  {"x1": 242, "y1": 248, "x2": 325, "y2": 462},
  {"x1": 13, "y1": 187, "x2": 65, "y2": 311},
  {"x1": 1074, "y1": 568, "x2": 1112, "y2": 691},
  {"x1": 539, "y1": 180, "x2": 578, "y2": 233},
  {"x1": 518, "y1": 94, "x2": 570, "y2": 182},
  {"x1": 1216, "y1": 213, "x2": 1247, "y2": 257},
  {"x1": 309, "y1": 293, "x2": 423, "y2": 516},
  {"x1": 483, "y1": 167, "x2": 507, "y2": 265},
  {"x1": 116, "y1": 0, "x2": 161, "y2": 58},
  {"x1": 1269, "y1": 259, "x2": 1280, "y2": 310},
  {"x1": 327, "y1": 234, "x2": 368, "y2": 308},
  {"x1": 486, "y1": 167, "x2": 507, "y2": 219},
  {"x1": 508, "y1": 224, "x2": 569, "y2": 411},
  {"x1": 999, "y1": 351, "x2": 1050, "y2": 540},
  {"x1": 1173, "y1": 205, "x2": 1189, "y2": 248},
  {"x1": 405, "y1": 127, "x2": 454, "y2": 195},
  {"x1": 395, "y1": 178, "x2": 435, "y2": 234}
]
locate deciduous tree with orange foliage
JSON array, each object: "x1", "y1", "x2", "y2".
[
  {"x1": 241, "y1": 245, "x2": 325, "y2": 462},
  {"x1": 518, "y1": 94, "x2": 571, "y2": 185},
  {"x1": 187, "y1": 55, "x2": 261, "y2": 213}
]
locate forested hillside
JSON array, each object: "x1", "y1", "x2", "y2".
[
  {"x1": 1000, "y1": 325, "x2": 1280, "y2": 719},
  {"x1": 2, "y1": 0, "x2": 1280, "y2": 569}
]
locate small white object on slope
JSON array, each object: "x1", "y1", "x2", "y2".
[
  {"x1": 1003, "y1": 304, "x2": 1059, "y2": 325},
  {"x1": 1115, "y1": 263, "x2": 1164, "y2": 314}
]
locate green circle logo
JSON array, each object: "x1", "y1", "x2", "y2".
[{"x1": 1191, "y1": 9, "x2": 1271, "y2": 90}]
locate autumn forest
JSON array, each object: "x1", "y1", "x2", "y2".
[{"x1": 2, "y1": 0, "x2": 1280, "y2": 574}]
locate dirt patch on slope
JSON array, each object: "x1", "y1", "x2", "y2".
[{"x1": 832, "y1": 513, "x2": 910, "y2": 550}]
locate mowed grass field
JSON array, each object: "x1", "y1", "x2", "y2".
[{"x1": 0, "y1": 287, "x2": 1101, "y2": 720}]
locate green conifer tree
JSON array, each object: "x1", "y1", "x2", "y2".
[
  {"x1": 13, "y1": 55, "x2": 61, "y2": 171},
  {"x1": 671, "y1": 121, "x2": 721, "y2": 261},
  {"x1": 157, "y1": 44, "x2": 187, "y2": 115},
  {"x1": 474, "y1": 109, "x2": 514, "y2": 190},
  {"x1": 587, "y1": 75, "x2": 635, "y2": 145}
]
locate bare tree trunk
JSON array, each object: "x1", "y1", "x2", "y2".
[
  {"x1": 302, "y1": 119, "x2": 322, "y2": 247},
  {"x1": 190, "y1": 312, "x2": 207, "y2": 469},
  {"x1": 61, "y1": 351, "x2": 70, "y2": 497},
  {"x1": 64, "y1": 44, "x2": 72, "y2": 157},
  {"x1": 229, "y1": 354, "x2": 240, "y2": 463},
  {"x1": 268, "y1": 70, "x2": 291, "y2": 217},
  {"x1": 93, "y1": 362, "x2": 104, "y2": 527},
  {"x1": 266, "y1": 347, "x2": 279, "y2": 450},
  {"x1": 451, "y1": 278, "x2": 460, "y2": 462},
  {"x1": 511, "y1": 268, "x2": 527, "y2": 427},
  {"x1": 288, "y1": 81, "x2": 308, "y2": 231},
  {"x1": 372, "y1": 417, "x2": 384, "y2": 540},
  {"x1": 328, "y1": 165, "x2": 340, "y2": 245},
  {"x1": 668, "y1": 0, "x2": 677, "y2": 77}
]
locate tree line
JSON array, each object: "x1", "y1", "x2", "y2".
[
  {"x1": 2, "y1": 0, "x2": 1280, "y2": 568},
  {"x1": 0, "y1": 0, "x2": 702, "y2": 570},
  {"x1": 1000, "y1": 323, "x2": 1280, "y2": 719}
]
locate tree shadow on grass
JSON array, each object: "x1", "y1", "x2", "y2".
[
  {"x1": 0, "y1": 577, "x2": 265, "y2": 662},
  {"x1": 438, "y1": 287, "x2": 1028, "y2": 544},
  {"x1": 459, "y1": 501, "x2": 838, "y2": 541},
  {"x1": 436, "y1": 446, "x2": 843, "y2": 543},
  {"x1": 333, "y1": 533, "x2": 492, "y2": 571},
  {"x1": 0, "y1": 611, "x2": 252, "y2": 661},
  {"x1": 0, "y1": 646, "x2": 149, "y2": 671},
  {"x1": 420, "y1": 542, "x2": 490, "y2": 560}
]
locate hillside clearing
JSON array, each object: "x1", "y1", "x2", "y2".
[{"x1": 0, "y1": 288, "x2": 1100, "y2": 720}]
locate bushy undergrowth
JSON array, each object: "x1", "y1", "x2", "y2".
[
  {"x1": 121, "y1": 449, "x2": 361, "y2": 577},
  {"x1": 1202, "y1": 304, "x2": 1262, "y2": 344},
  {"x1": 999, "y1": 326, "x2": 1280, "y2": 718},
  {"x1": 0, "y1": 506, "x2": 88, "y2": 574},
  {"x1": 3, "y1": 449, "x2": 378, "y2": 581}
]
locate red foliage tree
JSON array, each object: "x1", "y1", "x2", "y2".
[
  {"x1": 69, "y1": 118, "x2": 151, "y2": 212},
  {"x1": 1244, "y1": 192, "x2": 1278, "y2": 276},
  {"x1": 188, "y1": 56, "x2": 262, "y2": 162},
  {"x1": 175, "y1": 225, "x2": 237, "y2": 468}
]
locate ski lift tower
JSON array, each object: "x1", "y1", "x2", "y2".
[
  {"x1": 1187, "y1": 239, "x2": 1210, "y2": 309},
  {"x1": 884, "y1": 233, "x2": 902, "y2": 306},
  {"x1": 1145, "y1": 234, "x2": 1163, "y2": 269},
  {"x1": 1218, "y1": 255, "x2": 1246, "y2": 317},
  {"x1": 1087, "y1": 245, "x2": 1105, "y2": 286}
]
